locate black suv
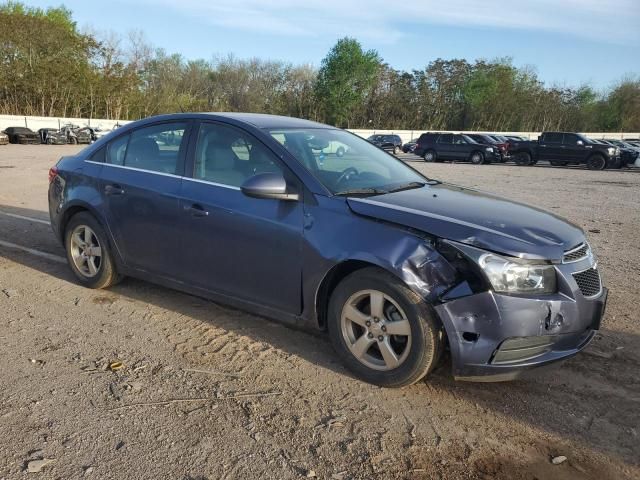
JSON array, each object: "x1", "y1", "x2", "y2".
[
  {"x1": 414, "y1": 133, "x2": 500, "y2": 165},
  {"x1": 367, "y1": 134, "x2": 402, "y2": 155}
]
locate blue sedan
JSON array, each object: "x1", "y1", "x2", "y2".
[{"x1": 48, "y1": 113, "x2": 607, "y2": 386}]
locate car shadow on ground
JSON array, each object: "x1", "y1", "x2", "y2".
[{"x1": 0, "y1": 203, "x2": 638, "y2": 471}]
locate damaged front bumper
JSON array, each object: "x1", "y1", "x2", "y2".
[{"x1": 433, "y1": 279, "x2": 607, "y2": 382}]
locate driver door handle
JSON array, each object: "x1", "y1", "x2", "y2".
[
  {"x1": 184, "y1": 203, "x2": 209, "y2": 217},
  {"x1": 104, "y1": 184, "x2": 125, "y2": 195}
]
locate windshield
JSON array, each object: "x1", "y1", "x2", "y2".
[{"x1": 269, "y1": 128, "x2": 427, "y2": 195}]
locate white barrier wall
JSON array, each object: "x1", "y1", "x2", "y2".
[
  {"x1": 350, "y1": 129, "x2": 640, "y2": 144},
  {"x1": 1, "y1": 115, "x2": 637, "y2": 143}
]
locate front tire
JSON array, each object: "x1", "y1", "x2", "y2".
[
  {"x1": 64, "y1": 212, "x2": 121, "y2": 289},
  {"x1": 423, "y1": 149, "x2": 436, "y2": 162},
  {"x1": 587, "y1": 154, "x2": 606, "y2": 170},
  {"x1": 470, "y1": 151, "x2": 485, "y2": 165},
  {"x1": 327, "y1": 267, "x2": 443, "y2": 388},
  {"x1": 515, "y1": 151, "x2": 532, "y2": 166},
  {"x1": 336, "y1": 146, "x2": 345, "y2": 157}
]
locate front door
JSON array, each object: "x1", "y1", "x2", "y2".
[
  {"x1": 538, "y1": 132, "x2": 564, "y2": 161},
  {"x1": 99, "y1": 121, "x2": 190, "y2": 277},
  {"x1": 177, "y1": 121, "x2": 304, "y2": 314}
]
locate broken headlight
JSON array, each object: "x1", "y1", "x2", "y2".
[{"x1": 478, "y1": 253, "x2": 556, "y2": 294}]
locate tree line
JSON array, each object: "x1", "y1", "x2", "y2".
[{"x1": 1, "y1": 2, "x2": 638, "y2": 132}]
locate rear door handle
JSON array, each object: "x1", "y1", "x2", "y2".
[
  {"x1": 184, "y1": 203, "x2": 209, "y2": 217},
  {"x1": 104, "y1": 184, "x2": 124, "y2": 195}
]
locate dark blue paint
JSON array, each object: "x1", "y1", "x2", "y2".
[{"x1": 48, "y1": 113, "x2": 606, "y2": 381}]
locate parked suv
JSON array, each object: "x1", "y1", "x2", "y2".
[
  {"x1": 367, "y1": 134, "x2": 402, "y2": 155},
  {"x1": 49, "y1": 113, "x2": 606, "y2": 387},
  {"x1": 510, "y1": 132, "x2": 620, "y2": 170},
  {"x1": 466, "y1": 134, "x2": 509, "y2": 161},
  {"x1": 414, "y1": 132, "x2": 500, "y2": 165}
]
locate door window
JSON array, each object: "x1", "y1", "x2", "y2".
[
  {"x1": 106, "y1": 123, "x2": 187, "y2": 174},
  {"x1": 562, "y1": 133, "x2": 579, "y2": 145},
  {"x1": 193, "y1": 123, "x2": 284, "y2": 188},
  {"x1": 543, "y1": 133, "x2": 563, "y2": 144},
  {"x1": 437, "y1": 134, "x2": 453, "y2": 144}
]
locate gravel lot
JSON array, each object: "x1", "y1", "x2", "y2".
[{"x1": 0, "y1": 144, "x2": 638, "y2": 480}]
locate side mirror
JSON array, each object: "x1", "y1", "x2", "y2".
[
  {"x1": 241, "y1": 173, "x2": 299, "y2": 201},
  {"x1": 576, "y1": 140, "x2": 584, "y2": 146}
]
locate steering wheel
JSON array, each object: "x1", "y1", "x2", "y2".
[{"x1": 336, "y1": 167, "x2": 359, "y2": 186}]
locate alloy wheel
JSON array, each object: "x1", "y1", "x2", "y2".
[
  {"x1": 340, "y1": 289, "x2": 412, "y2": 371},
  {"x1": 69, "y1": 225, "x2": 102, "y2": 277}
]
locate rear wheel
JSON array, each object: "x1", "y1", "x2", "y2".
[
  {"x1": 470, "y1": 151, "x2": 485, "y2": 165},
  {"x1": 393, "y1": 146, "x2": 400, "y2": 155},
  {"x1": 423, "y1": 150, "x2": 436, "y2": 162},
  {"x1": 586, "y1": 154, "x2": 606, "y2": 170},
  {"x1": 65, "y1": 212, "x2": 122, "y2": 289},
  {"x1": 336, "y1": 146, "x2": 345, "y2": 157},
  {"x1": 328, "y1": 267, "x2": 443, "y2": 388}
]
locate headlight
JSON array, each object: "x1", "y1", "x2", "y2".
[
  {"x1": 485, "y1": 147, "x2": 494, "y2": 152},
  {"x1": 478, "y1": 253, "x2": 556, "y2": 294},
  {"x1": 607, "y1": 147, "x2": 618, "y2": 156}
]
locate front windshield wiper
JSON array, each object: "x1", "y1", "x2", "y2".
[
  {"x1": 334, "y1": 187, "x2": 388, "y2": 197},
  {"x1": 385, "y1": 181, "x2": 427, "y2": 193}
]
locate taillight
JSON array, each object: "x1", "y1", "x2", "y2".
[{"x1": 48, "y1": 166, "x2": 58, "y2": 183}]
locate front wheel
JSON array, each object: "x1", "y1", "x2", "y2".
[
  {"x1": 423, "y1": 150, "x2": 436, "y2": 162},
  {"x1": 587, "y1": 154, "x2": 606, "y2": 170},
  {"x1": 515, "y1": 152, "x2": 532, "y2": 166},
  {"x1": 65, "y1": 212, "x2": 122, "y2": 289},
  {"x1": 470, "y1": 151, "x2": 485, "y2": 165},
  {"x1": 328, "y1": 268, "x2": 443, "y2": 388},
  {"x1": 336, "y1": 146, "x2": 345, "y2": 157}
]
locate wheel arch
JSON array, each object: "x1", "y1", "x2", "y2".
[{"x1": 313, "y1": 245, "x2": 458, "y2": 330}]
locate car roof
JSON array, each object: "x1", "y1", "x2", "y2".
[{"x1": 134, "y1": 112, "x2": 333, "y2": 130}]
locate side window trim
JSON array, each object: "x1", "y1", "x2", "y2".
[{"x1": 98, "y1": 120, "x2": 193, "y2": 176}]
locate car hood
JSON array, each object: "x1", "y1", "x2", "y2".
[{"x1": 346, "y1": 183, "x2": 585, "y2": 261}]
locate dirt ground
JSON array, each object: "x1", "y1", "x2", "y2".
[{"x1": 0, "y1": 144, "x2": 638, "y2": 480}]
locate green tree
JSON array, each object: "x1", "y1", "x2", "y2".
[{"x1": 315, "y1": 37, "x2": 381, "y2": 128}]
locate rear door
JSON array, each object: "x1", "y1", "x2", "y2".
[
  {"x1": 98, "y1": 121, "x2": 191, "y2": 277},
  {"x1": 176, "y1": 121, "x2": 304, "y2": 314}
]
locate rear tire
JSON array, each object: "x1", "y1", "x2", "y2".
[
  {"x1": 64, "y1": 212, "x2": 122, "y2": 289},
  {"x1": 393, "y1": 146, "x2": 400, "y2": 155},
  {"x1": 587, "y1": 154, "x2": 606, "y2": 170},
  {"x1": 336, "y1": 146, "x2": 345, "y2": 157},
  {"x1": 327, "y1": 267, "x2": 443, "y2": 388},
  {"x1": 423, "y1": 150, "x2": 436, "y2": 162}
]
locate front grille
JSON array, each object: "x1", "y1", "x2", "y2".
[
  {"x1": 563, "y1": 243, "x2": 590, "y2": 263},
  {"x1": 572, "y1": 267, "x2": 602, "y2": 298}
]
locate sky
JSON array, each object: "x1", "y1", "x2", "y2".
[{"x1": 26, "y1": 0, "x2": 640, "y2": 90}]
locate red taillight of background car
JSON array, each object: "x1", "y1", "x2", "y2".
[{"x1": 48, "y1": 166, "x2": 58, "y2": 183}]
